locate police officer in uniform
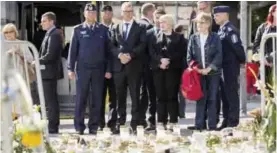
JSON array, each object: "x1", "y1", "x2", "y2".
[
  {"x1": 68, "y1": 3, "x2": 112, "y2": 135},
  {"x1": 213, "y1": 6, "x2": 246, "y2": 129}
]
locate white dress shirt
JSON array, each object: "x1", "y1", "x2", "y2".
[{"x1": 200, "y1": 33, "x2": 208, "y2": 68}]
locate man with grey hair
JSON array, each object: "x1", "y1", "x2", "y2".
[
  {"x1": 110, "y1": 1, "x2": 147, "y2": 134},
  {"x1": 188, "y1": 1, "x2": 219, "y2": 37},
  {"x1": 138, "y1": 2, "x2": 156, "y2": 129}
]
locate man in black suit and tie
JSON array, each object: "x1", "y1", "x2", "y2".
[
  {"x1": 111, "y1": 2, "x2": 146, "y2": 133},
  {"x1": 38, "y1": 12, "x2": 63, "y2": 133},
  {"x1": 137, "y1": 3, "x2": 157, "y2": 129},
  {"x1": 99, "y1": 5, "x2": 117, "y2": 131}
]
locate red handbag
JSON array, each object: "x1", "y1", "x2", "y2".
[{"x1": 181, "y1": 61, "x2": 203, "y2": 101}]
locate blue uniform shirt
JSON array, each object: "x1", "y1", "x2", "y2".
[
  {"x1": 68, "y1": 22, "x2": 111, "y2": 72},
  {"x1": 218, "y1": 21, "x2": 246, "y2": 66}
]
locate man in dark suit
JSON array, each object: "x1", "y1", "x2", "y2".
[
  {"x1": 68, "y1": 3, "x2": 112, "y2": 135},
  {"x1": 140, "y1": 8, "x2": 166, "y2": 131},
  {"x1": 137, "y1": 3, "x2": 156, "y2": 129},
  {"x1": 99, "y1": 5, "x2": 117, "y2": 131},
  {"x1": 38, "y1": 12, "x2": 63, "y2": 134},
  {"x1": 110, "y1": 2, "x2": 146, "y2": 133}
]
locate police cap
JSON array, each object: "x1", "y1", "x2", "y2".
[
  {"x1": 213, "y1": 6, "x2": 230, "y2": 14},
  {"x1": 85, "y1": 3, "x2": 97, "y2": 12},
  {"x1": 102, "y1": 5, "x2": 113, "y2": 12}
]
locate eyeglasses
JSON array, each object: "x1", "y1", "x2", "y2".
[
  {"x1": 4, "y1": 31, "x2": 14, "y2": 34},
  {"x1": 197, "y1": 21, "x2": 208, "y2": 24},
  {"x1": 123, "y1": 10, "x2": 133, "y2": 13}
]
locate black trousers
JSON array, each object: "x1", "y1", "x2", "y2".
[
  {"x1": 100, "y1": 78, "x2": 117, "y2": 128},
  {"x1": 221, "y1": 66, "x2": 240, "y2": 127},
  {"x1": 42, "y1": 79, "x2": 59, "y2": 131},
  {"x1": 153, "y1": 69, "x2": 181, "y2": 124},
  {"x1": 139, "y1": 66, "x2": 156, "y2": 126},
  {"x1": 113, "y1": 67, "x2": 142, "y2": 128}
]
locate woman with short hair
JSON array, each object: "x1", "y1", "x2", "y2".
[
  {"x1": 149, "y1": 14, "x2": 186, "y2": 130},
  {"x1": 187, "y1": 12, "x2": 222, "y2": 131}
]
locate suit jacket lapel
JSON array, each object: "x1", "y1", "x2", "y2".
[
  {"x1": 195, "y1": 33, "x2": 201, "y2": 49},
  {"x1": 205, "y1": 33, "x2": 213, "y2": 48},
  {"x1": 126, "y1": 21, "x2": 136, "y2": 41},
  {"x1": 119, "y1": 23, "x2": 123, "y2": 39}
]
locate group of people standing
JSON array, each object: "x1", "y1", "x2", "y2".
[
  {"x1": 66, "y1": 1, "x2": 246, "y2": 135},
  {"x1": 3, "y1": 1, "x2": 275, "y2": 136}
]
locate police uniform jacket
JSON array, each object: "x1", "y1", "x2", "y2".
[
  {"x1": 68, "y1": 22, "x2": 111, "y2": 72},
  {"x1": 218, "y1": 21, "x2": 246, "y2": 67}
]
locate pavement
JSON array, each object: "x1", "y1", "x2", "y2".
[{"x1": 49, "y1": 95, "x2": 261, "y2": 138}]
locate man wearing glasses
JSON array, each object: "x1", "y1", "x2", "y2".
[
  {"x1": 110, "y1": 2, "x2": 146, "y2": 134},
  {"x1": 189, "y1": 1, "x2": 219, "y2": 37}
]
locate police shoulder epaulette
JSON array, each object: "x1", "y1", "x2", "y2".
[
  {"x1": 227, "y1": 26, "x2": 233, "y2": 32},
  {"x1": 73, "y1": 24, "x2": 82, "y2": 29}
]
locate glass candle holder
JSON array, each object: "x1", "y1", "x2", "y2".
[
  {"x1": 103, "y1": 128, "x2": 111, "y2": 137},
  {"x1": 156, "y1": 125, "x2": 166, "y2": 139},
  {"x1": 173, "y1": 124, "x2": 181, "y2": 135},
  {"x1": 120, "y1": 126, "x2": 129, "y2": 140},
  {"x1": 136, "y1": 126, "x2": 144, "y2": 138}
]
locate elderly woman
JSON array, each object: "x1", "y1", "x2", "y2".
[
  {"x1": 2, "y1": 23, "x2": 39, "y2": 119},
  {"x1": 149, "y1": 14, "x2": 186, "y2": 130},
  {"x1": 2, "y1": 23, "x2": 34, "y2": 67},
  {"x1": 187, "y1": 12, "x2": 222, "y2": 131}
]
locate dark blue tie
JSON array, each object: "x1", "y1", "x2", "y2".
[{"x1": 123, "y1": 23, "x2": 129, "y2": 40}]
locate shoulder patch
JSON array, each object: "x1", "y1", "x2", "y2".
[
  {"x1": 227, "y1": 27, "x2": 233, "y2": 32},
  {"x1": 231, "y1": 34, "x2": 238, "y2": 43}
]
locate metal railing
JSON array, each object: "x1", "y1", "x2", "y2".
[
  {"x1": 259, "y1": 33, "x2": 277, "y2": 115},
  {"x1": 1, "y1": 39, "x2": 48, "y2": 152}
]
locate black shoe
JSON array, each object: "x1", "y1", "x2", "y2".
[
  {"x1": 49, "y1": 129, "x2": 59, "y2": 134},
  {"x1": 145, "y1": 124, "x2": 156, "y2": 132},
  {"x1": 111, "y1": 126, "x2": 120, "y2": 135},
  {"x1": 187, "y1": 125, "x2": 207, "y2": 130},
  {"x1": 129, "y1": 126, "x2": 137, "y2": 135},
  {"x1": 179, "y1": 115, "x2": 186, "y2": 119},
  {"x1": 89, "y1": 130, "x2": 97, "y2": 135},
  {"x1": 218, "y1": 123, "x2": 227, "y2": 130},
  {"x1": 208, "y1": 127, "x2": 220, "y2": 131},
  {"x1": 77, "y1": 130, "x2": 84, "y2": 135},
  {"x1": 139, "y1": 120, "x2": 148, "y2": 128}
]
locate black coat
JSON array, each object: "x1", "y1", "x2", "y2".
[
  {"x1": 39, "y1": 28, "x2": 63, "y2": 80},
  {"x1": 149, "y1": 31, "x2": 187, "y2": 70},
  {"x1": 110, "y1": 21, "x2": 147, "y2": 72}
]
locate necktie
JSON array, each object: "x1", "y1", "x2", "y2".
[{"x1": 123, "y1": 23, "x2": 129, "y2": 40}]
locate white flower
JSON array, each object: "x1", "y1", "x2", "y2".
[
  {"x1": 252, "y1": 53, "x2": 260, "y2": 62},
  {"x1": 254, "y1": 80, "x2": 266, "y2": 91},
  {"x1": 13, "y1": 141, "x2": 19, "y2": 148}
]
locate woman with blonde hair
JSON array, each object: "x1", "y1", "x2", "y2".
[
  {"x1": 187, "y1": 12, "x2": 222, "y2": 131},
  {"x1": 2, "y1": 23, "x2": 38, "y2": 119},
  {"x1": 149, "y1": 14, "x2": 186, "y2": 131}
]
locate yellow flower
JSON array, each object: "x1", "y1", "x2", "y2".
[{"x1": 21, "y1": 131, "x2": 42, "y2": 148}]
